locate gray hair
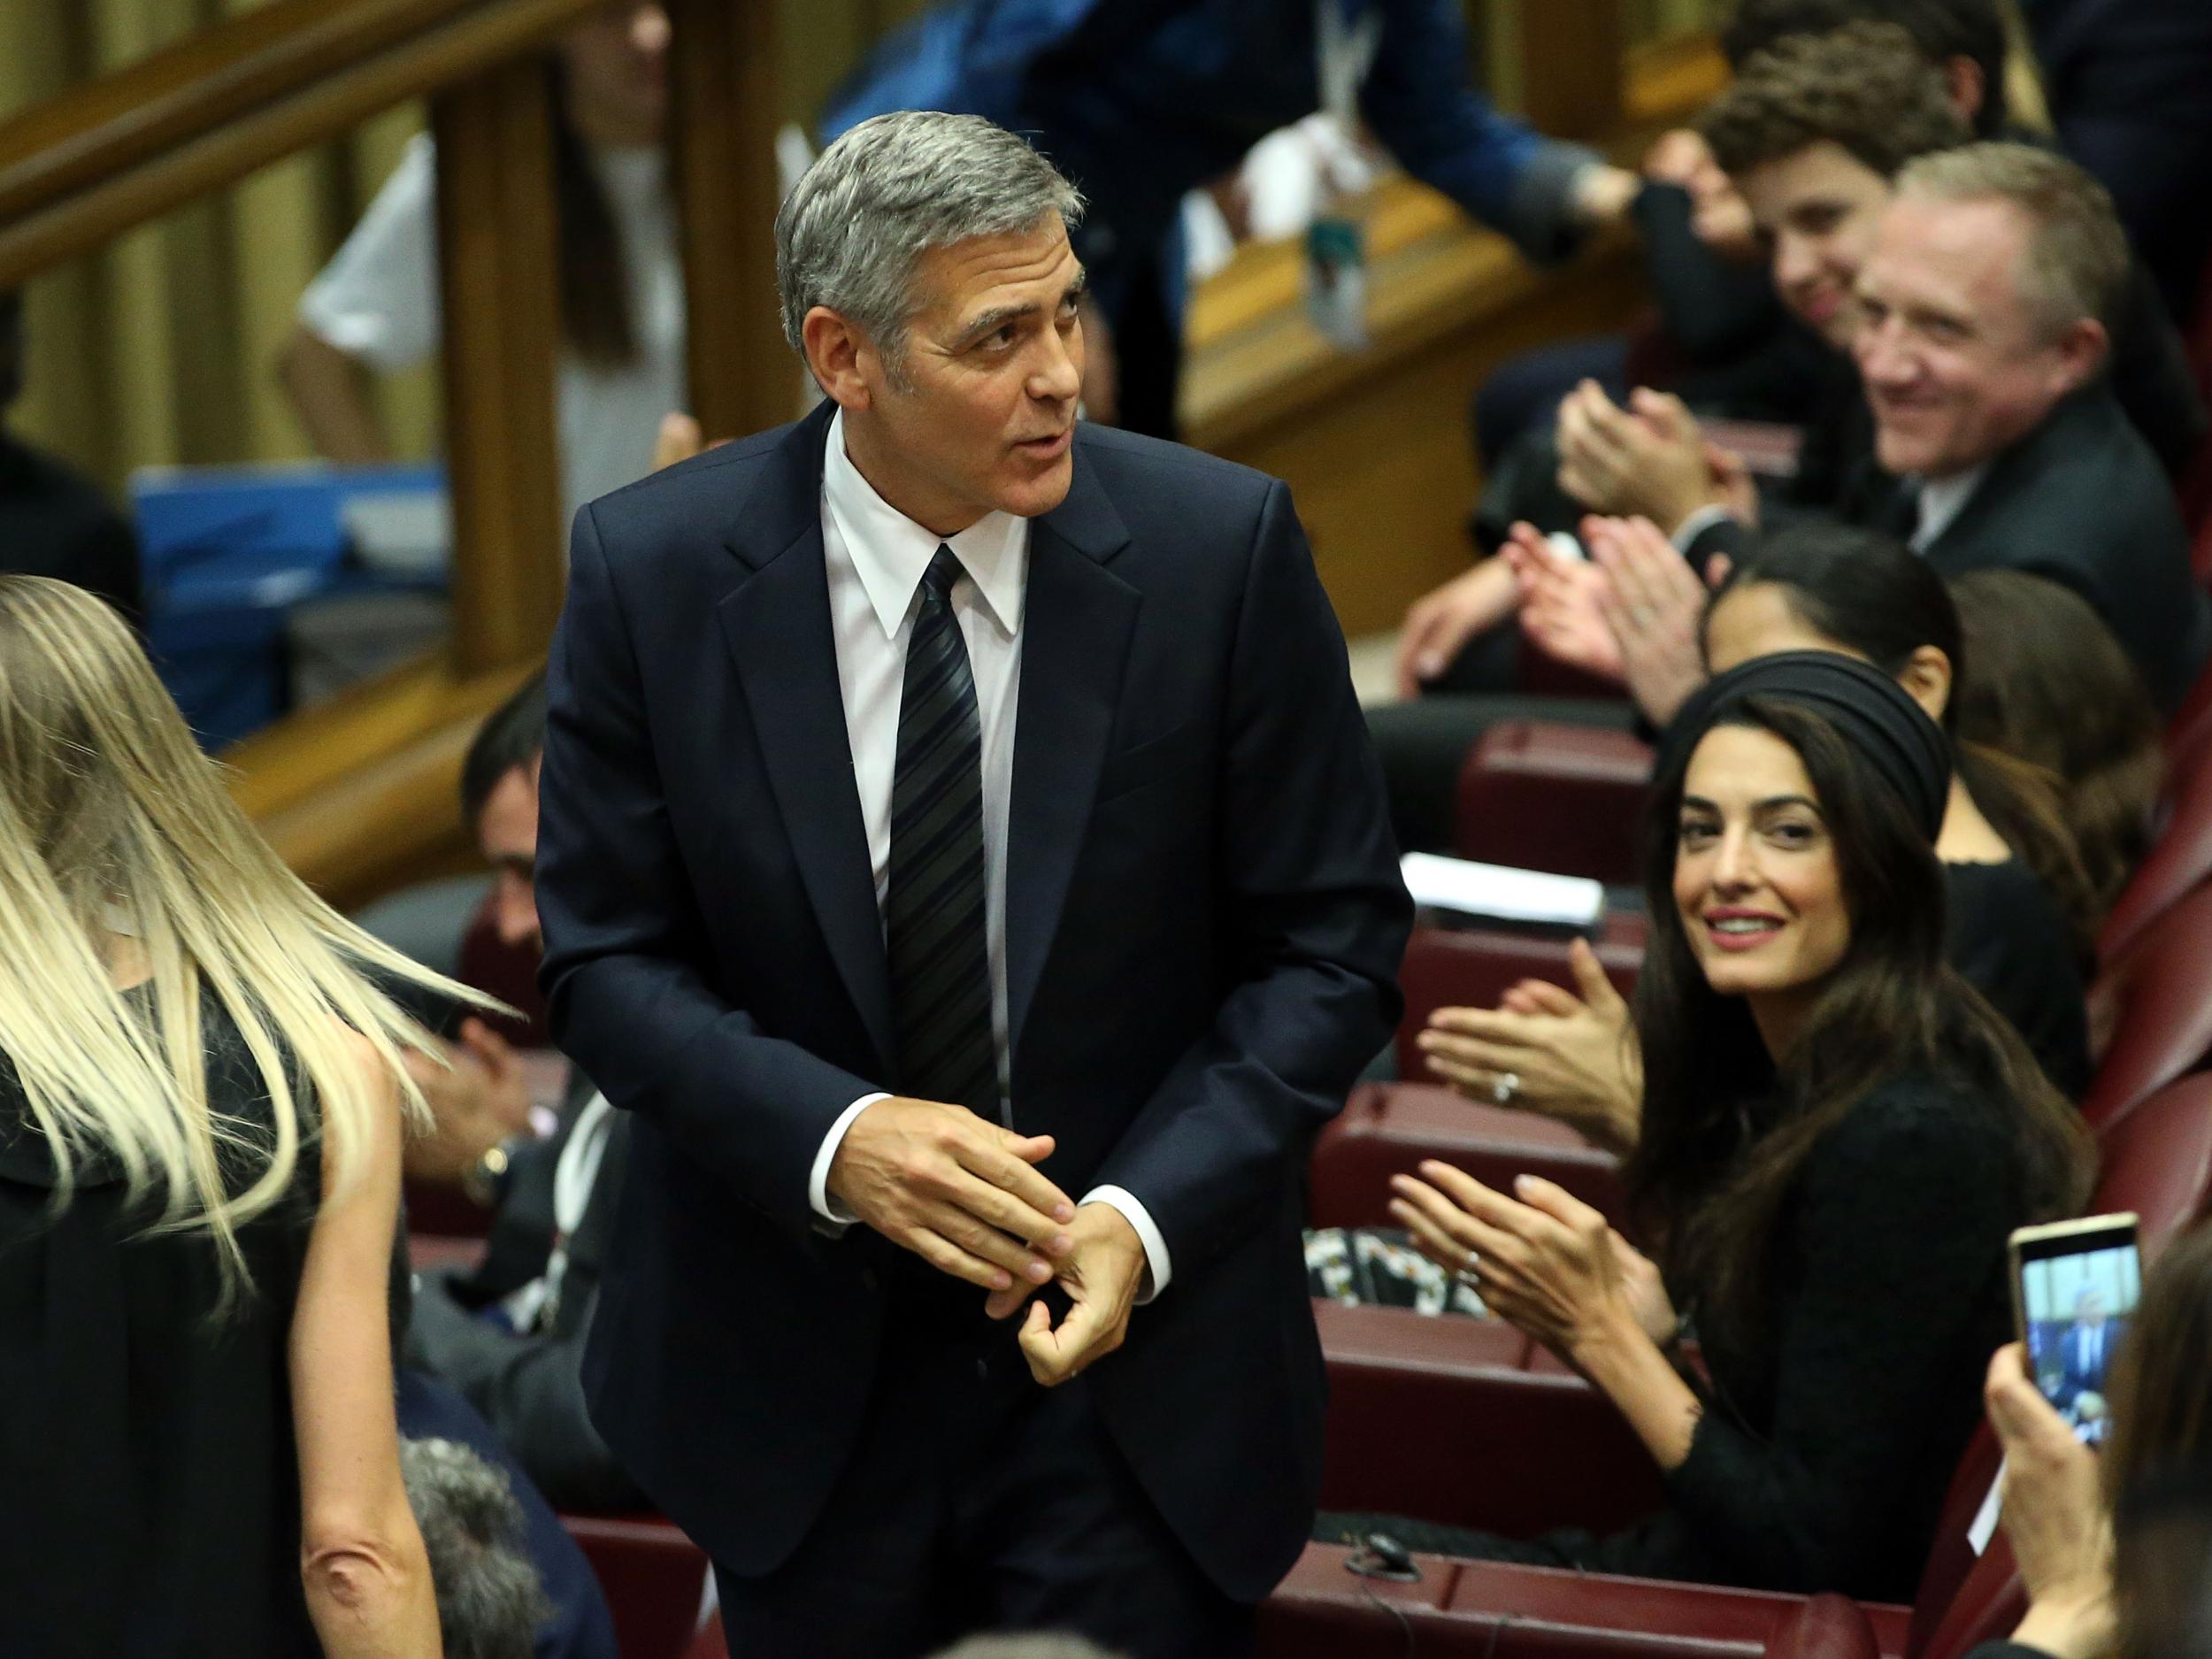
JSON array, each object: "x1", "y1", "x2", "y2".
[
  {"x1": 776, "y1": 111, "x2": 1084, "y2": 376},
  {"x1": 400, "y1": 1438, "x2": 550, "y2": 1659},
  {"x1": 929, "y1": 1637, "x2": 1125, "y2": 1659},
  {"x1": 1893, "y1": 142, "x2": 2130, "y2": 338}
]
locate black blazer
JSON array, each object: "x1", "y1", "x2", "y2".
[{"x1": 535, "y1": 403, "x2": 1410, "y2": 1598}]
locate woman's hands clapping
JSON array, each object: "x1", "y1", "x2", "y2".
[{"x1": 1416, "y1": 938, "x2": 1642, "y2": 1152}]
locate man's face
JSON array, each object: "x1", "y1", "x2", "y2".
[
  {"x1": 831, "y1": 216, "x2": 1086, "y2": 536},
  {"x1": 477, "y1": 756, "x2": 541, "y2": 955},
  {"x1": 1737, "y1": 142, "x2": 1892, "y2": 352},
  {"x1": 2075, "y1": 1291, "x2": 2108, "y2": 1331},
  {"x1": 1853, "y1": 194, "x2": 2100, "y2": 480}
]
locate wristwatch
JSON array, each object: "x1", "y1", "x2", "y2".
[{"x1": 462, "y1": 1140, "x2": 513, "y2": 1209}]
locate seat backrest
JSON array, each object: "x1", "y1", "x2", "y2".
[
  {"x1": 2102, "y1": 759, "x2": 2212, "y2": 964},
  {"x1": 2084, "y1": 884, "x2": 2212, "y2": 1132},
  {"x1": 1455, "y1": 718, "x2": 1653, "y2": 886}
]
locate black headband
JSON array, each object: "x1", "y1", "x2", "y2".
[{"x1": 1660, "y1": 650, "x2": 1953, "y2": 841}]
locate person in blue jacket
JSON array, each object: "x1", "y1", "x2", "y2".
[{"x1": 821, "y1": 0, "x2": 1639, "y2": 437}]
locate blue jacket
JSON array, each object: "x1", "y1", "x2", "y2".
[{"x1": 822, "y1": 0, "x2": 1600, "y2": 317}]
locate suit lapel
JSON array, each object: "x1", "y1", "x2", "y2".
[
  {"x1": 715, "y1": 402, "x2": 897, "y2": 1078},
  {"x1": 1005, "y1": 442, "x2": 1137, "y2": 1064}
]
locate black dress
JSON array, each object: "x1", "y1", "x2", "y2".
[
  {"x1": 1942, "y1": 858, "x2": 2093, "y2": 1101},
  {"x1": 0, "y1": 997, "x2": 322, "y2": 1656},
  {"x1": 1322, "y1": 1070, "x2": 2034, "y2": 1603}
]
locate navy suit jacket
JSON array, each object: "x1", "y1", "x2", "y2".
[{"x1": 535, "y1": 401, "x2": 1410, "y2": 1598}]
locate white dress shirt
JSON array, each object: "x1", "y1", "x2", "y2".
[
  {"x1": 1908, "y1": 465, "x2": 1989, "y2": 552},
  {"x1": 802, "y1": 412, "x2": 1171, "y2": 1298}
]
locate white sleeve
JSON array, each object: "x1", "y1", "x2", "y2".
[
  {"x1": 1080, "y1": 1185, "x2": 1171, "y2": 1302},
  {"x1": 807, "y1": 1092, "x2": 887, "y2": 1233},
  {"x1": 296, "y1": 133, "x2": 445, "y2": 370}
]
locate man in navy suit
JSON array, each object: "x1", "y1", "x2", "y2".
[
  {"x1": 535, "y1": 111, "x2": 1409, "y2": 1658},
  {"x1": 2053, "y1": 1288, "x2": 2126, "y2": 1416}
]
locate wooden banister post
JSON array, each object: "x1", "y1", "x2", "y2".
[
  {"x1": 432, "y1": 54, "x2": 565, "y2": 675},
  {"x1": 1517, "y1": 0, "x2": 1626, "y2": 142},
  {"x1": 668, "y1": 0, "x2": 795, "y2": 443}
]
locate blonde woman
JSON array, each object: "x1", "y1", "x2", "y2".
[{"x1": 0, "y1": 575, "x2": 480, "y2": 1655}]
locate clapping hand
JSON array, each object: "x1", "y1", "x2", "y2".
[
  {"x1": 826, "y1": 1097, "x2": 1076, "y2": 1296},
  {"x1": 1503, "y1": 522, "x2": 1625, "y2": 683},
  {"x1": 402, "y1": 1018, "x2": 534, "y2": 1186},
  {"x1": 1556, "y1": 382, "x2": 1747, "y2": 535},
  {"x1": 1417, "y1": 938, "x2": 1641, "y2": 1152},
  {"x1": 1985, "y1": 1344, "x2": 2116, "y2": 1659},
  {"x1": 1388, "y1": 1165, "x2": 1676, "y2": 1357},
  {"x1": 1583, "y1": 515, "x2": 1717, "y2": 726}
]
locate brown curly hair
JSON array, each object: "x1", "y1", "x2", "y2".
[{"x1": 1698, "y1": 20, "x2": 1971, "y2": 180}]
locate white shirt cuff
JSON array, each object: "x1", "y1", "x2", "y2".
[
  {"x1": 1081, "y1": 1185, "x2": 1171, "y2": 1303},
  {"x1": 809, "y1": 1092, "x2": 888, "y2": 1233},
  {"x1": 1671, "y1": 503, "x2": 1739, "y2": 553}
]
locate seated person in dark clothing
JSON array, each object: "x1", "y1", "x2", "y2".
[
  {"x1": 1419, "y1": 526, "x2": 2095, "y2": 1162},
  {"x1": 0, "y1": 291, "x2": 143, "y2": 624},
  {"x1": 1976, "y1": 1220, "x2": 2212, "y2": 1659},
  {"x1": 400, "y1": 1435, "x2": 555, "y2": 1659},
  {"x1": 1327, "y1": 652, "x2": 2095, "y2": 1601},
  {"x1": 406, "y1": 669, "x2": 645, "y2": 1513}
]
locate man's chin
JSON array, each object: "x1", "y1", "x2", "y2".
[{"x1": 1000, "y1": 454, "x2": 1075, "y2": 518}]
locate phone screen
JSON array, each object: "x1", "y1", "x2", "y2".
[{"x1": 2018, "y1": 1229, "x2": 2141, "y2": 1444}]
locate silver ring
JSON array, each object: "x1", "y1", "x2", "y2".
[
  {"x1": 1492, "y1": 1071, "x2": 1520, "y2": 1104},
  {"x1": 1455, "y1": 1247, "x2": 1481, "y2": 1286}
]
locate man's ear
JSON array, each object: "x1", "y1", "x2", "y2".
[
  {"x1": 802, "y1": 306, "x2": 876, "y2": 411},
  {"x1": 1943, "y1": 57, "x2": 1985, "y2": 128},
  {"x1": 2046, "y1": 317, "x2": 2109, "y2": 399},
  {"x1": 1898, "y1": 644, "x2": 1954, "y2": 723}
]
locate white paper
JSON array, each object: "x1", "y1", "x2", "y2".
[
  {"x1": 1401, "y1": 852, "x2": 1605, "y2": 929},
  {"x1": 1967, "y1": 1458, "x2": 2006, "y2": 1555}
]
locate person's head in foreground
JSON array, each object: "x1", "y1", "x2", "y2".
[
  {"x1": 0, "y1": 573, "x2": 466, "y2": 1285},
  {"x1": 1853, "y1": 142, "x2": 2124, "y2": 480},
  {"x1": 401, "y1": 1437, "x2": 551, "y2": 1659},
  {"x1": 1989, "y1": 1222, "x2": 2212, "y2": 1659},
  {"x1": 1701, "y1": 526, "x2": 2097, "y2": 960},
  {"x1": 777, "y1": 110, "x2": 1088, "y2": 537},
  {"x1": 1698, "y1": 20, "x2": 1970, "y2": 351},
  {"x1": 460, "y1": 669, "x2": 549, "y2": 956},
  {"x1": 1630, "y1": 650, "x2": 2091, "y2": 1339},
  {"x1": 1719, "y1": 0, "x2": 2008, "y2": 137},
  {"x1": 929, "y1": 1637, "x2": 1125, "y2": 1659}
]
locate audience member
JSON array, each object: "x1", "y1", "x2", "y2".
[
  {"x1": 0, "y1": 575, "x2": 475, "y2": 1655},
  {"x1": 0, "y1": 291, "x2": 143, "y2": 623},
  {"x1": 1333, "y1": 653, "x2": 2094, "y2": 1600},
  {"x1": 280, "y1": 4, "x2": 682, "y2": 530},
  {"x1": 407, "y1": 672, "x2": 644, "y2": 1513},
  {"x1": 1978, "y1": 1221, "x2": 2212, "y2": 1659},
  {"x1": 1425, "y1": 525, "x2": 2094, "y2": 1150},
  {"x1": 403, "y1": 1437, "x2": 555, "y2": 1659},
  {"x1": 1949, "y1": 570, "x2": 2164, "y2": 928},
  {"x1": 819, "y1": 0, "x2": 1640, "y2": 439}
]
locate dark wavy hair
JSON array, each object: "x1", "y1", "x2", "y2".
[
  {"x1": 1721, "y1": 0, "x2": 2008, "y2": 135},
  {"x1": 1706, "y1": 526, "x2": 2100, "y2": 969},
  {"x1": 1625, "y1": 696, "x2": 2093, "y2": 1343}
]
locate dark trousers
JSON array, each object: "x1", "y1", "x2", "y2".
[{"x1": 715, "y1": 1308, "x2": 1252, "y2": 1659}]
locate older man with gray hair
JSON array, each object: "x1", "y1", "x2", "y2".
[{"x1": 536, "y1": 111, "x2": 1409, "y2": 1658}]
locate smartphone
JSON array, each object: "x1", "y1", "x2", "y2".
[{"x1": 2009, "y1": 1213, "x2": 2141, "y2": 1445}]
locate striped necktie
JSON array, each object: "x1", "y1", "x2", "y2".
[{"x1": 885, "y1": 545, "x2": 998, "y2": 1116}]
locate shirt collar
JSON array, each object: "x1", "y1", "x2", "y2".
[
  {"x1": 823, "y1": 408, "x2": 1027, "y2": 640},
  {"x1": 1909, "y1": 464, "x2": 1990, "y2": 551}
]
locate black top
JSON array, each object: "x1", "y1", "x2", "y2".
[
  {"x1": 0, "y1": 996, "x2": 320, "y2": 1656},
  {"x1": 0, "y1": 429, "x2": 143, "y2": 624},
  {"x1": 1571, "y1": 1070, "x2": 2033, "y2": 1601},
  {"x1": 1943, "y1": 858, "x2": 2093, "y2": 1101}
]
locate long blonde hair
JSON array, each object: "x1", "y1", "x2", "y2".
[{"x1": 0, "y1": 576, "x2": 487, "y2": 1294}]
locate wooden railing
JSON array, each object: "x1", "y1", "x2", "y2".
[{"x1": 0, "y1": 0, "x2": 787, "y2": 907}]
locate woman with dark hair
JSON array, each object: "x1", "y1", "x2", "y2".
[
  {"x1": 1420, "y1": 526, "x2": 2094, "y2": 1151},
  {"x1": 1949, "y1": 569, "x2": 2165, "y2": 932},
  {"x1": 1337, "y1": 652, "x2": 2095, "y2": 1600},
  {"x1": 279, "y1": 4, "x2": 681, "y2": 531},
  {"x1": 1978, "y1": 1221, "x2": 2212, "y2": 1659}
]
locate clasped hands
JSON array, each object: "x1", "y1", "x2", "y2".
[{"x1": 826, "y1": 1095, "x2": 1146, "y2": 1386}]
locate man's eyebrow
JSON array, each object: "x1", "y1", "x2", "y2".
[{"x1": 957, "y1": 272, "x2": 1088, "y2": 343}]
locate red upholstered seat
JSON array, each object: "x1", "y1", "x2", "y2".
[
  {"x1": 2084, "y1": 884, "x2": 2212, "y2": 1131},
  {"x1": 1455, "y1": 720, "x2": 1655, "y2": 887},
  {"x1": 2101, "y1": 757, "x2": 2212, "y2": 964},
  {"x1": 562, "y1": 1514, "x2": 708, "y2": 1659},
  {"x1": 686, "y1": 1610, "x2": 725, "y2": 1659},
  {"x1": 1311, "y1": 1081, "x2": 1622, "y2": 1230}
]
